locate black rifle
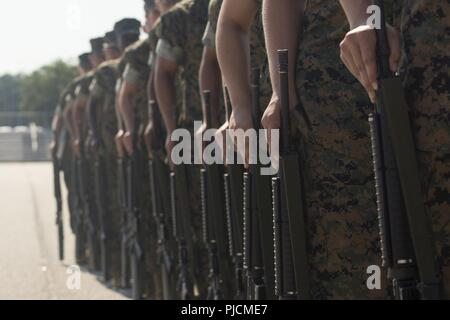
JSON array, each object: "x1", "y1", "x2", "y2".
[
  {"x1": 273, "y1": 49, "x2": 310, "y2": 300},
  {"x1": 72, "y1": 155, "x2": 86, "y2": 265},
  {"x1": 52, "y1": 151, "x2": 64, "y2": 261},
  {"x1": 222, "y1": 88, "x2": 245, "y2": 299},
  {"x1": 93, "y1": 151, "x2": 111, "y2": 281},
  {"x1": 148, "y1": 100, "x2": 176, "y2": 300},
  {"x1": 369, "y1": 0, "x2": 440, "y2": 300},
  {"x1": 115, "y1": 103, "x2": 131, "y2": 289},
  {"x1": 77, "y1": 141, "x2": 101, "y2": 271},
  {"x1": 242, "y1": 68, "x2": 276, "y2": 300},
  {"x1": 118, "y1": 155, "x2": 131, "y2": 288},
  {"x1": 89, "y1": 95, "x2": 111, "y2": 282},
  {"x1": 126, "y1": 124, "x2": 146, "y2": 299},
  {"x1": 200, "y1": 91, "x2": 233, "y2": 300},
  {"x1": 170, "y1": 168, "x2": 194, "y2": 300}
]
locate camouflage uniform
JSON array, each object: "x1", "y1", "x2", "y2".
[
  {"x1": 292, "y1": 0, "x2": 387, "y2": 299},
  {"x1": 249, "y1": 0, "x2": 271, "y2": 110},
  {"x1": 393, "y1": 0, "x2": 450, "y2": 298},
  {"x1": 89, "y1": 59, "x2": 122, "y2": 285},
  {"x1": 201, "y1": 0, "x2": 221, "y2": 51},
  {"x1": 155, "y1": 0, "x2": 209, "y2": 297},
  {"x1": 121, "y1": 38, "x2": 163, "y2": 299},
  {"x1": 55, "y1": 80, "x2": 79, "y2": 232},
  {"x1": 74, "y1": 71, "x2": 102, "y2": 269},
  {"x1": 156, "y1": 0, "x2": 208, "y2": 126}
]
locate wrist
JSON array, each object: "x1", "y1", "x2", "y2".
[{"x1": 349, "y1": 15, "x2": 371, "y2": 30}]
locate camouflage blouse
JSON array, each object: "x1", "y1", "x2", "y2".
[
  {"x1": 202, "y1": 0, "x2": 222, "y2": 49},
  {"x1": 156, "y1": 0, "x2": 209, "y2": 128},
  {"x1": 122, "y1": 38, "x2": 151, "y2": 130}
]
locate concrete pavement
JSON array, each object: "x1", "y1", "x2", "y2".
[{"x1": 0, "y1": 162, "x2": 128, "y2": 300}]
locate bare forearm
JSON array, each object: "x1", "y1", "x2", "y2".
[
  {"x1": 263, "y1": 0, "x2": 304, "y2": 99},
  {"x1": 217, "y1": 17, "x2": 252, "y2": 115},
  {"x1": 199, "y1": 47, "x2": 222, "y2": 127},
  {"x1": 155, "y1": 69, "x2": 177, "y2": 134},
  {"x1": 340, "y1": 0, "x2": 372, "y2": 29}
]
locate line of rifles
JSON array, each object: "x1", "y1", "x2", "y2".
[{"x1": 52, "y1": 5, "x2": 441, "y2": 301}]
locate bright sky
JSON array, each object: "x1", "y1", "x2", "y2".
[{"x1": 0, "y1": 0, "x2": 145, "y2": 75}]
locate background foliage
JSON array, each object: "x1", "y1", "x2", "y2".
[{"x1": 0, "y1": 60, "x2": 77, "y2": 126}]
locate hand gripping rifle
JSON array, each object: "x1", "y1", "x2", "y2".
[
  {"x1": 222, "y1": 88, "x2": 246, "y2": 299},
  {"x1": 272, "y1": 50, "x2": 310, "y2": 300},
  {"x1": 148, "y1": 100, "x2": 176, "y2": 300},
  {"x1": 369, "y1": 0, "x2": 440, "y2": 300}
]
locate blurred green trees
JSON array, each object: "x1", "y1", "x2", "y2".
[{"x1": 0, "y1": 60, "x2": 76, "y2": 126}]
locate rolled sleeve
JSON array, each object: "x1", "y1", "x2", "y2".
[
  {"x1": 89, "y1": 79, "x2": 103, "y2": 99},
  {"x1": 122, "y1": 64, "x2": 141, "y2": 86},
  {"x1": 156, "y1": 39, "x2": 184, "y2": 64}
]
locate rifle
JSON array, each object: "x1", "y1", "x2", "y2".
[
  {"x1": 170, "y1": 168, "x2": 194, "y2": 300},
  {"x1": 242, "y1": 68, "x2": 276, "y2": 300},
  {"x1": 115, "y1": 97, "x2": 131, "y2": 289},
  {"x1": 72, "y1": 155, "x2": 86, "y2": 265},
  {"x1": 77, "y1": 142, "x2": 101, "y2": 271},
  {"x1": 273, "y1": 49, "x2": 310, "y2": 300},
  {"x1": 89, "y1": 95, "x2": 111, "y2": 282},
  {"x1": 200, "y1": 91, "x2": 233, "y2": 300},
  {"x1": 369, "y1": 0, "x2": 440, "y2": 300},
  {"x1": 118, "y1": 155, "x2": 131, "y2": 288},
  {"x1": 52, "y1": 151, "x2": 64, "y2": 261},
  {"x1": 148, "y1": 100, "x2": 176, "y2": 300},
  {"x1": 126, "y1": 121, "x2": 146, "y2": 299},
  {"x1": 222, "y1": 88, "x2": 245, "y2": 299}
]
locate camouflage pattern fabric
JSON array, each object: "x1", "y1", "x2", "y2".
[
  {"x1": 74, "y1": 71, "x2": 101, "y2": 269},
  {"x1": 396, "y1": 0, "x2": 450, "y2": 298},
  {"x1": 90, "y1": 59, "x2": 123, "y2": 285},
  {"x1": 155, "y1": 0, "x2": 209, "y2": 298},
  {"x1": 202, "y1": 0, "x2": 222, "y2": 49},
  {"x1": 121, "y1": 38, "x2": 164, "y2": 299},
  {"x1": 148, "y1": 19, "x2": 161, "y2": 71},
  {"x1": 156, "y1": 0, "x2": 209, "y2": 126},
  {"x1": 292, "y1": 0, "x2": 387, "y2": 299},
  {"x1": 250, "y1": 0, "x2": 271, "y2": 112},
  {"x1": 122, "y1": 38, "x2": 151, "y2": 128},
  {"x1": 56, "y1": 80, "x2": 79, "y2": 231},
  {"x1": 75, "y1": 72, "x2": 95, "y2": 101}
]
